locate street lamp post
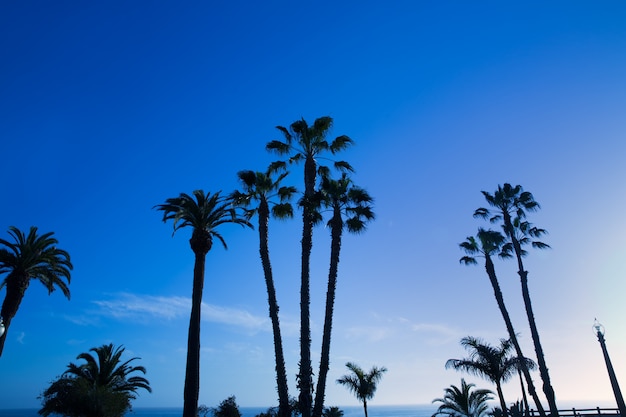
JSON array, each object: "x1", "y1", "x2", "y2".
[{"x1": 594, "y1": 319, "x2": 626, "y2": 417}]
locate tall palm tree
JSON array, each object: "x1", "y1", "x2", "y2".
[
  {"x1": 231, "y1": 166, "x2": 296, "y2": 417},
  {"x1": 446, "y1": 336, "x2": 537, "y2": 416},
  {"x1": 474, "y1": 183, "x2": 557, "y2": 417},
  {"x1": 432, "y1": 379, "x2": 493, "y2": 417},
  {"x1": 0, "y1": 226, "x2": 73, "y2": 357},
  {"x1": 459, "y1": 229, "x2": 546, "y2": 417},
  {"x1": 39, "y1": 343, "x2": 151, "y2": 417},
  {"x1": 312, "y1": 174, "x2": 375, "y2": 417},
  {"x1": 267, "y1": 116, "x2": 353, "y2": 417},
  {"x1": 336, "y1": 362, "x2": 386, "y2": 417},
  {"x1": 156, "y1": 190, "x2": 251, "y2": 417}
]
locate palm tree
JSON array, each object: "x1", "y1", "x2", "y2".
[
  {"x1": 267, "y1": 116, "x2": 353, "y2": 417},
  {"x1": 446, "y1": 336, "x2": 537, "y2": 416},
  {"x1": 459, "y1": 229, "x2": 546, "y2": 417},
  {"x1": 156, "y1": 190, "x2": 251, "y2": 417},
  {"x1": 0, "y1": 226, "x2": 73, "y2": 357},
  {"x1": 312, "y1": 174, "x2": 375, "y2": 417},
  {"x1": 432, "y1": 379, "x2": 493, "y2": 417},
  {"x1": 39, "y1": 343, "x2": 151, "y2": 417},
  {"x1": 231, "y1": 166, "x2": 296, "y2": 417},
  {"x1": 336, "y1": 362, "x2": 387, "y2": 417},
  {"x1": 474, "y1": 183, "x2": 557, "y2": 417}
]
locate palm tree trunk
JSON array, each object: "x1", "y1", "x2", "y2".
[
  {"x1": 298, "y1": 156, "x2": 317, "y2": 417},
  {"x1": 495, "y1": 381, "x2": 508, "y2": 417},
  {"x1": 503, "y1": 213, "x2": 558, "y2": 417},
  {"x1": 519, "y1": 370, "x2": 530, "y2": 416},
  {"x1": 183, "y1": 233, "x2": 210, "y2": 417},
  {"x1": 258, "y1": 201, "x2": 290, "y2": 417},
  {"x1": 363, "y1": 399, "x2": 368, "y2": 417},
  {"x1": 313, "y1": 212, "x2": 343, "y2": 417},
  {"x1": 0, "y1": 272, "x2": 30, "y2": 357},
  {"x1": 518, "y1": 266, "x2": 558, "y2": 417},
  {"x1": 484, "y1": 254, "x2": 546, "y2": 417}
]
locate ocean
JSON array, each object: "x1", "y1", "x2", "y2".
[{"x1": 0, "y1": 405, "x2": 437, "y2": 417}]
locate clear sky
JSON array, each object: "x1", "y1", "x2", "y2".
[{"x1": 1, "y1": 0, "x2": 626, "y2": 411}]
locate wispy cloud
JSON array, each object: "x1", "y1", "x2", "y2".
[
  {"x1": 409, "y1": 321, "x2": 462, "y2": 345},
  {"x1": 345, "y1": 325, "x2": 393, "y2": 342},
  {"x1": 87, "y1": 292, "x2": 269, "y2": 332},
  {"x1": 344, "y1": 313, "x2": 462, "y2": 345}
]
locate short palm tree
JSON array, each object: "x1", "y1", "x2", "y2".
[
  {"x1": 0, "y1": 226, "x2": 73, "y2": 357},
  {"x1": 156, "y1": 190, "x2": 251, "y2": 417},
  {"x1": 313, "y1": 174, "x2": 375, "y2": 417},
  {"x1": 231, "y1": 166, "x2": 296, "y2": 417},
  {"x1": 267, "y1": 116, "x2": 353, "y2": 417},
  {"x1": 336, "y1": 362, "x2": 387, "y2": 417},
  {"x1": 459, "y1": 229, "x2": 545, "y2": 417},
  {"x1": 474, "y1": 183, "x2": 557, "y2": 417},
  {"x1": 446, "y1": 336, "x2": 537, "y2": 416},
  {"x1": 39, "y1": 343, "x2": 151, "y2": 417},
  {"x1": 432, "y1": 379, "x2": 493, "y2": 417}
]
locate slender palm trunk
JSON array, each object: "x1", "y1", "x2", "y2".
[
  {"x1": 495, "y1": 381, "x2": 508, "y2": 417},
  {"x1": 363, "y1": 399, "x2": 368, "y2": 417},
  {"x1": 0, "y1": 272, "x2": 30, "y2": 357},
  {"x1": 519, "y1": 265, "x2": 558, "y2": 417},
  {"x1": 519, "y1": 370, "x2": 530, "y2": 415},
  {"x1": 313, "y1": 210, "x2": 343, "y2": 417},
  {"x1": 258, "y1": 200, "x2": 290, "y2": 417},
  {"x1": 504, "y1": 214, "x2": 558, "y2": 417},
  {"x1": 484, "y1": 254, "x2": 546, "y2": 417},
  {"x1": 183, "y1": 232, "x2": 210, "y2": 417},
  {"x1": 299, "y1": 155, "x2": 317, "y2": 417}
]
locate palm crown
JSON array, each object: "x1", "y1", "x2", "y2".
[
  {"x1": 65, "y1": 343, "x2": 151, "y2": 396},
  {"x1": 0, "y1": 226, "x2": 73, "y2": 356},
  {"x1": 474, "y1": 183, "x2": 539, "y2": 226},
  {"x1": 432, "y1": 379, "x2": 493, "y2": 417},
  {"x1": 319, "y1": 173, "x2": 375, "y2": 233},
  {"x1": 336, "y1": 362, "x2": 387, "y2": 403},
  {"x1": 266, "y1": 116, "x2": 354, "y2": 177},
  {"x1": 0, "y1": 226, "x2": 72, "y2": 297},
  {"x1": 459, "y1": 228, "x2": 511, "y2": 266},
  {"x1": 231, "y1": 168, "x2": 296, "y2": 221},
  {"x1": 155, "y1": 190, "x2": 251, "y2": 253}
]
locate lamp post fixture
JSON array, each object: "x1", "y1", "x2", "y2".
[
  {"x1": 594, "y1": 319, "x2": 626, "y2": 417},
  {"x1": 0, "y1": 317, "x2": 4, "y2": 338}
]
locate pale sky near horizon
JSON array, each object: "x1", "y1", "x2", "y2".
[{"x1": 2, "y1": 0, "x2": 626, "y2": 411}]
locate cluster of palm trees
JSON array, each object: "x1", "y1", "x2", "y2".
[
  {"x1": 457, "y1": 184, "x2": 557, "y2": 417},
  {"x1": 0, "y1": 129, "x2": 557, "y2": 417},
  {"x1": 444, "y1": 336, "x2": 537, "y2": 417},
  {"x1": 156, "y1": 116, "x2": 375, "y2": 417}
]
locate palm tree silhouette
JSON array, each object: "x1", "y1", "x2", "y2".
[
  {"x1": 475, "y1": 183, "x2": 556, "y2": 417},
  {"x1": 0, "y1": 226, "x2": 73, "y2": 357},
  {"x1": 459, "y1": 228, "x2": 546, "y2": 417},
  {"x1": 39, "y1": 343, "x2": 151, "y2": 417},
  {"x1": 156, "y1": 190, "x2": 251, "y2": 417},
  {"x1": 446, "y1": 336, "x2": 537, "y2": 416},
  {"x1": 267, "y1": 116, "x2": 353, "y2": 417},
  {"x1": 313, "y1": 174, "x2": 375, "y2": 417},
  {"x1": 336, "y1": 362, "x2": 386, "y2": 417},
  {"x1": 432, "y1": 379, "x2": 493, "y2": 417},
  {"x1": 231, "y1": 167, "x2": 296, "y2": 417}
]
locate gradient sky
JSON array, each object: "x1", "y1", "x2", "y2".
[{"x1": 2, "y1": 0, "x2": 626, "y2": 411}]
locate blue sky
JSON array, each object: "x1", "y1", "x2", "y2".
[{"x1": 2, "y1": 0, "x2": 626, "y2": 411}]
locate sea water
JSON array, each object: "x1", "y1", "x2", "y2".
[{"x1": 0, "y1": 405, "x2": 437, "y2": 417}]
